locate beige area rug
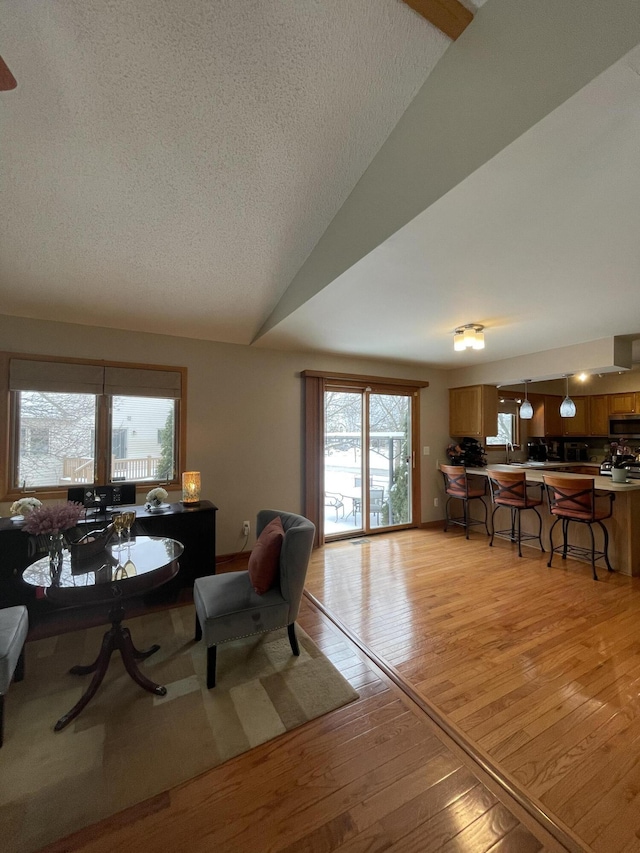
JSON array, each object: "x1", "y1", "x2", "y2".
[{"x1": 1, "y1": 605, "x2": 358, "y2": 853}]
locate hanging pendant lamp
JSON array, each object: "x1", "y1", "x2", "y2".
[
  {"x1": 559, "y1": 374, "x2": 576, "y2": 418},
  {"x1": 519, "y1": 380, "x2": 533, "y2": 419}
]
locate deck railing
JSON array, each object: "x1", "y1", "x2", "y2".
[{"x1": 62, "y1": 456, "x2": 161, "y2": 483}]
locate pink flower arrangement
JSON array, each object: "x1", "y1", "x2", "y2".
[{"x1": 23, "y1": 501, "x2": 85, "y2": 536}]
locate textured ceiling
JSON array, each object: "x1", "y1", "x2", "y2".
[{"x1": 0, "y1": 0, "x2": 450, "y2": 343}]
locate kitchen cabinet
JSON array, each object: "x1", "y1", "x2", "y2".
[
  {"x1": 609, "y1": 393, "x2": 638, "y2": 414},
  {"x1": 589, "y1": 395, "x2": 609, "y2": 436},
  {"x1": 449, "y1": 385, "x2": 498, "y2": 438},
  {"x1": 563, "y1": 396, "x2": 590, "y2": 436},
  {"x1": 529, "y1": 394, "x2": 563, "y2": 437}
]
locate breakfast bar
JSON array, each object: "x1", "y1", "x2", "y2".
[{"x1": 466, "y1": 465, "x2": 640, "y2": 577}]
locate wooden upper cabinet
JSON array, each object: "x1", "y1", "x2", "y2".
[
  {"x1": 449, "y1": 385, "x2": 498, "y2": 438},
  {"x1": 609, "y1": 393, "x2": 637, "y2": 414},
  {"x1": 563, "y1": 396, "x2": 589, "y2": 436},
  {"x1": 529, "y1": 394, "x2": 562, "y2": 437},
  {"x1": 589, "y1": 395, "x2": 609, "y2": 436}
]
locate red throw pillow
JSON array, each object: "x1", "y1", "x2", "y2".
[{"x1": 248, "y1": 516, "x2": 285, "y2": 594}]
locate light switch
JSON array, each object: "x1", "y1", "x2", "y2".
[{"x1": 423, "y1": 446, "x2": 430, "y2": 455}]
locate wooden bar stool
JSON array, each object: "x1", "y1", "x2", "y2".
[
  {"x1": 543, "y1": 475, "x2": 615, "y2": 580},
  {"x1": 439, "y1": 464, "x2": 489, "y2": 539},
  {"x1": 487, "y1": 470, "x2": 545, "y2": 557}
]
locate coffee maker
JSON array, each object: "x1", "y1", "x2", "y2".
[{"x1": 527, "y1": 439, "x2": 548, "y2": 462}]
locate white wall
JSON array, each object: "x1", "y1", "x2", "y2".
[{"x1": 0, "y1": 314, "x2": 451, "y2": 552}]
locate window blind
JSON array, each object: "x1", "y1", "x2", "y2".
[{"x1": 10, "y1": 359, "x2": 182, "y2": 399}]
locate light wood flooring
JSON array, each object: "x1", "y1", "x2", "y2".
[
  {"x1": 38, "y1": 525, "x2": 640, "y2": 852},
  {"x1": 304, "y1": 528, "x2": 640, "y2": 853},
  {"x1": 37, "y1": 560, "x2": 568, "y2": 853}
]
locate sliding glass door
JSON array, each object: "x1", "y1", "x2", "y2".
[{"x1": 324, "y1": 387, "x2": 413, "y2": 537}]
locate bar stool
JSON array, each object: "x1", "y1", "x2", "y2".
[
  {"x1": 439, "y1": 464, "x2": 489, "y2": 539},
  {"x1": 543, "y1": 475, "x2": 615, "y2": 581},
  {"x1": 487, "y1": 470, "x2": 545, "y2": 557}
]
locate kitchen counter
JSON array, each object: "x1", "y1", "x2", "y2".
[
  {"x1": 478, "y1": 464, "x2": 640, "y2": 492},
  {"x1": 460, "y1": 466, "x2": 640, "y2": 576}
]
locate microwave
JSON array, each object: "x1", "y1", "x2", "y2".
[{"x1": 609, "y1": 414, "x2": 640, "y2": 440}]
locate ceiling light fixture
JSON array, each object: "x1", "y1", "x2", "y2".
[
  {"x1": 559, "y1": 374, "x2": 576, "y2": 418},
  {"x1": 519, "y1": 380, "x2": 533, "y2": 419},
  {"x1": 453, "y1": 324, "x2": 485, "y2": 352}
]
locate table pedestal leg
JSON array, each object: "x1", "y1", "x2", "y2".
[{"x1": 54, "y1": 605, "x2": 166, "y2": 732}]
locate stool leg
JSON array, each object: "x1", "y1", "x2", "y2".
[
  {"x1": 548, "y1": 517, "x2": 560, "y2": 567},
  {"x1": 517, "y1": 509, "x2": 522, "y2": 558},
  {"x1": 463, "y1": 499, "x2": 469, "y2": 539},
  {"x1": 588, "y1": 523, "x2": 598, "y2": 581},
  {"x1": 533, "y1": 507, "x2": 545, "y2": 553},
  {"x1": 481, "y1": 498, "x2": 489, "y2": 537},
  {"x1": 489, "y1": 505, "x2": 498, "y2": 547},
  {"x1": 562, "y1": 519, "x2": 569, "y2": 560},
  {"x1": 444, "y1": 497, "x2": 450, "y2": 532},
  {"x1": 598, "y1": 521, "x2": 614, "y2": 573}
]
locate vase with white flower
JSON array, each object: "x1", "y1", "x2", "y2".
[
  {"x1": 146, "y1": 487, "x2": 168, "y2": 510},
  {"x1": 10, "y1": 497, "x2": 43, "y2": 520}
]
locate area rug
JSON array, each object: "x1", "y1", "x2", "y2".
[{"x1": 0, "y1": 605, "x2": 358, "y2": 853}]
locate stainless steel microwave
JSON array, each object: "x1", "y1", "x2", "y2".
[{"x1": 609, "y1": 413, "x2": 640, "y2": 439}]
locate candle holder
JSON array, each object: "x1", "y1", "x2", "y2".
[{"x1": 181, "y1": 471, "x2": 201, "y2": 505}]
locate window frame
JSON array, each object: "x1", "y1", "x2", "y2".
[{"x1": 1, "y1": 352, "x2": 187, "y2": 501}]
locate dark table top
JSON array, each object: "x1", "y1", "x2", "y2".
[{"x1": 22, "y1": 535, "x2": 184, "y2": 605}]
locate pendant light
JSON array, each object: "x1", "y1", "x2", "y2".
[
  {"x1": 559, "y1": 374, "x2": 576, "y2": 418},
  {"x1": 519, "y1": 380, "x2": 533, "y2": 419}
]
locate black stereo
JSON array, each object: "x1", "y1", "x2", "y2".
[{"x1": 67, "y1": 483, "x2": 136, "y2": 511}]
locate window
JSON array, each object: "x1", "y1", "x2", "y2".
[
  {"x1": 486, "y1": 401, "x2": 519, "y2": 446},
  {"x1": 3, "y1": 355, "x2": 186, "y2": 498}
]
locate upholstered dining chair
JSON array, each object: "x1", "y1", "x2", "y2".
[
  {"x1": 543, "y1": 475, "x2": 614, "y2": 581},
  {"x1": 193, "y1": 509, "x2": 315, "y2": 688},
  {"x1": 488, "y1": 469, "x2": 545, "y2": 557},
  {"x1": 439, "y1": 464, "x2": 489, "y2": 539}
]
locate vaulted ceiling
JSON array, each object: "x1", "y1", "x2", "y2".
[{"x1": 3, "y1": 0, "x2": 640, "y2": 372}]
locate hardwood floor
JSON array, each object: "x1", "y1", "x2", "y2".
[
  {"x1": 38, "y1": 566, "x2": 564, "y2": 853},
  {"x1": 40, "y1": 525, "x2": 640, "y2": 852},
  {"x1": 304, "y1": 528, "x2": 640, "y2": 853}
]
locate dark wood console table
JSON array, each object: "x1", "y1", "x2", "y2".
[{"x1": 0, "y1": 500, "x2": 217, "y2": 625}]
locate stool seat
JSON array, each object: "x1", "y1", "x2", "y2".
[
  {"x1": 0, "y1": 605, "x2": 28, "y2": 747},
  {"x1": 544, "y1": 475, "x2": 614, "y2": 580}
]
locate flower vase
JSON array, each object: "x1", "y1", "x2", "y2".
[{"x1": 48, "y1": 532, "x2": 65, "y2": 578}]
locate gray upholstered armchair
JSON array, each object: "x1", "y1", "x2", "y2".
[{"x1": 193, "y1": 509, "x2": 315, "y2": 688}]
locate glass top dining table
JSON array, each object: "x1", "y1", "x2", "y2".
[
  {"x1": 22, "y1": 535, "x2": 184, "y2": 605},
  {"x1": 22, "y1": 536, "x2": 184, "y2": 732}
]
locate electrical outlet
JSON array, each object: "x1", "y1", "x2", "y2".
[
  {"x1": 434, "y1": 497, "x2": 439, "y2": 507},
  {"x1": 242, "y1": 520, "x2": 250, "y2": 536}
]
